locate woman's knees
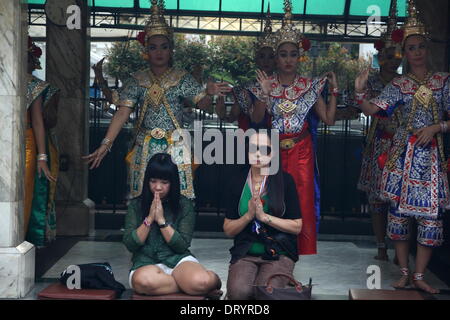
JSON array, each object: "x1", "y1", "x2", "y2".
[
  {"x1": 132, "y1": 267, "x2": 163, "y2": 294},
  {"x1": 180, "y1": 270, "x2": 220, "y2": 295},
  {"x1": 132, "y1": 264, "x2": 222, "y2": 296}
]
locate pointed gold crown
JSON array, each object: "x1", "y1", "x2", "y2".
[
  {"x1": 375, "y1": 0, "x2": 402, "y2": 58},
  {"x1": 255, "y1": 3, "x2": 275, "y2": 51},
  {"x1": 143, "y1": 0, "x2": 173, "y2": 45},
  {"x1": 382, "y1": 0, "x2": 399, "y2": 49},
  {"x1": 272, "y1": 0, "x2": 310, "y2": 55},
  {"x1": 402, "y1": 0, "x2": 428, "y2": 46}
]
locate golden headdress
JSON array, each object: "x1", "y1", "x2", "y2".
[
  {"x1": 255, "y1": 4, "x2": 275, "y2": 52},
  {"x1": 374, "y1": 0, "x2": 402, "y2": 58},
  {"x1": 272, "y1": 0, "x2": 310, "y2": 56},
  {"x1": 401, "y1": 0, "x2": 428, "y2": 46},
  {"x1": 137, "y1": 0, "x2": 173, "y2": 47}
]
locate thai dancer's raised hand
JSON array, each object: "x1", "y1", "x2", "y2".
[
  {"x1": 324, "y1": 71, "x2": 338, "y2": 89},
  {"x1": 355, "y1": 68, "x2": 370, "y2": 93},
  {"x1": 256, "y1": 69, "x2": 272, "y2": 96}
]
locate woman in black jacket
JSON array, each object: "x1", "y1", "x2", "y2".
[{"x1": 224, "y1": 130, "x2": 302, "y2": 300}]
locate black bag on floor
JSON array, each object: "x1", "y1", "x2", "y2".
[
  {"x1": 59, "y1": 262, "x2": 125, "y2": 297},
  {"x1": 255, "y1": 274, "x2": 312, "y2": 300}
]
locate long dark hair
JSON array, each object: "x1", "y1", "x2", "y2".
[
  {"x1": 245, "y1": 130, "x2": 285, "y2": 217},
  {"x1": 140, "y1": 153, "x2": 180, "y2": 220}
]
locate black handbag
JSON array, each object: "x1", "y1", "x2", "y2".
[
  {"x1": 255, "y1": 273, "x2": 313, "y2": 300},
  {"x1": 59, "y1": 262, "x2": 126, "y2": 297}
]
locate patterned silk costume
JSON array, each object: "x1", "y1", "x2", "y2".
[
  {"x1": 358, "y1": 0, "x2": 402, "y2": 214},
  {"x1": 251, "y1": 74, "x2": 327, "y2": 255},
  {"x1": 117, "y1": 68, "x2": 206, "y2": 199},
  {"x1": 371, "y1": 72, "x2": 450, "y2": 246},
  {"x1": 358, "y1": 74, "x2": 401, "y2": 210},
  {"x1": 233, "y1": 82, "x2": 272, "y2": 130},
  {"x1": 25, "y1": 75, "x2": 60, "y2": 247}
]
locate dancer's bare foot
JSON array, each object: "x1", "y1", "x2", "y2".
[
  {"x1": 392, "y1": 275, "x2": 410, "y2": 289},
  {"x1": 413, "y1": 273, "x2": 440, "y2": 294},
  {"x1": 392, "y1": 268, "x2": 410, "y2": 289},
  {"x1": 413, "y1": 280, "x2": 440, "y2": 294},
  {"x1": 374, "y1": 248, "x2": 389, "y2": 261}
]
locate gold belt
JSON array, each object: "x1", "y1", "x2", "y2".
[
  {"x1": 280, "y1": 130, "x2": 310, "y2": 150},
  {"x1": 141, "y1": 128, "x2": 173, "y2": 140}
]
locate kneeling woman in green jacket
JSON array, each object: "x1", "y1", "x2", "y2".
[{"x1": 123, "y1": 153, "x2": 221, "y2": 295}]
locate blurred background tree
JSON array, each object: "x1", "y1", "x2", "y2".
[
  {"x1": 173, "y1": 34, "x2": 210, "y2": 83},
  {"x1": 206, "y1": 36, "x2": 256, "y2": 85},
  {"x1": 103, "y1": 41, "x2": 147, "y2": 81},
  {"x1": 315, "y1": 42, "x2": 371, "y2": 93}
]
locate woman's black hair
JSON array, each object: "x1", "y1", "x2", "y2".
[
  {"x1": 140, "y1": 153, "x2": 180, "y2": 220},
  {"x1": 245, "y1": 130, "x2": 285, "y2": 217}
]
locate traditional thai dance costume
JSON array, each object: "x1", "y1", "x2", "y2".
[
  {"x1": 117, "y1": 3, "x2": 209, "y2": 200},
  {"x1": 358, "y1": 1, "x2": 402, "y2": 216},
  {"x1": 250, "y1": 1, "x2": 332, "y2": 255},
  {"x1": 25, "y1": 75, "x2": 60, "y2": 246},
  {"x1": 357, "y1": 74, "x2": 401, "y2": 214},
  {"x1": 365, "y1": 0, "x2": 450, "y2": 247},
  {"x1": 118, "y1": 68, "x2": 207, "y2": 200},
  {"x1": 371, "y1": 71, "x2": 449, "y2": 247}
]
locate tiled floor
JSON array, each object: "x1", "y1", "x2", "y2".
[{"x1": 19, "y1": 235, "x2": 450, "y2": 300}]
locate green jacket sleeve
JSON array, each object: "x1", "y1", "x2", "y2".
[
  {"x1": 123, "y1": 199, "x2": 145, "y2": 253},
  {"x1": 167, "y1": 198, "x2": 196, "y2": 253}
]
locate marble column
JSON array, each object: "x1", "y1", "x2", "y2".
[
  {"x1": 46, "y1": 0, "x2": 93, "y2": 236},
  {"x1": 0, "y1": 0, "x2": 36, "y2": 298}
]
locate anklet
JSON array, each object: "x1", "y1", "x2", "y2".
[
  {"x1": 413, "y1": 273, "x2": 424, "y2": 281},
  {"x1": 400, "y1": 268, "x2": 409, "y2": 276}
]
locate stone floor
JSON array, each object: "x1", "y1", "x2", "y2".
[{"x1": 16, "y1": 231, "x2": 450, "y2": 300}]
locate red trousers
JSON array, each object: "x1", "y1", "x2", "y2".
[{"x1": 280, "y1": 130, "x2": 317, "y2": 255}]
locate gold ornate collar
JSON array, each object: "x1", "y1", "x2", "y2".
[
  {"x1": 133, "y1": 68, "x2": 186, "y2": 90},
  {"x1": 406, "y1": 71, "x2": 433, "y2": 86}
]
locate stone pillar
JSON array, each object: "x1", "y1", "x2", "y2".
[
  {"x1": 0, "y1": 0, "x2": 36, "y2": 298},
  {"x1": 416, "y1": 0, "x2": 449, "y2": 72},
  {"x1": 46, "y1": 0, "x2": 92, "y2": 235}
]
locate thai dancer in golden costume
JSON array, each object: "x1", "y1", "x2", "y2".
[{"x1": 355, "y1": 0, "x2": 450, "y2": 294}]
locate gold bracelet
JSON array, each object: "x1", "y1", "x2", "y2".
[{"x1": 101, "y1": 138, "x2": 113, "y2": 152}]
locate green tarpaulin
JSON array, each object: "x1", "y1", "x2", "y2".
[{"x1": 27, "y1": 0, "x2": 407, "y2": 17}]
